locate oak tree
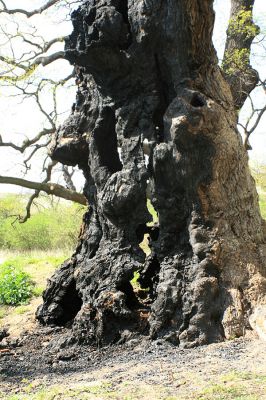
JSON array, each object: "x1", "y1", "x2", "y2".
[{"x1": 35, "y1": 0, "x2": 266, "y2": 347}]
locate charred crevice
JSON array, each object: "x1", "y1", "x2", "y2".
[
  {"x1": 148, "y1": 225, "x2": 160, "y2": 241},
  {"x1": 117, "y1": 0, "x2": 133, "y2": 50},
  {"x1": 200, "y1": 259, "x2": 220, "y2": 279},
  {"x1": 136, "y1": 223, "x2": 148, "y2": 243},
  {"x1": 138, "y1": 255, "x2": 160, "y2": 299},
  {"x1": 84, "y1": 7, "x2": 96, "y2": 26},
  {"x1": 117, "y1": 280, "x2": 142, "y2": 310},
  {"x1": 179, "y1": 304, "x2": 198, "y2": 333},
  {"x1": 94, "y1": 107, "x2": 123, "y2": 173},
  {"x1": 136, "y1": 224, "x2": 160, "y2": 243},
  {"x1": 153, "y1": 54, "x2": 170, "y2": 143},
  {"x1": 56, "y1": 280, "x2": 82, "y2": 326}
]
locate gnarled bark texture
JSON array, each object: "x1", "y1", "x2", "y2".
[{"x1": 37, "y1": 0, "x2": 266, "y2": 348}]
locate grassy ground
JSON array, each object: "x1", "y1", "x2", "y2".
[{"x1": 0, "y1": 251, "x2": 69, "y2": 333}]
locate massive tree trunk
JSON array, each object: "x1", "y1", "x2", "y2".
[{"x1": 37, "y1": 0, "x2": 266, "y2": 348}]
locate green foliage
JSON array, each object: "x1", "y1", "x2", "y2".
[
  {"x1": 222, "y1": 48, "x2": 250, "y2": 75},
  {"x1": 228, "y1": 10, "x2": 259, "y2": 39},
  {"x1": 222, "y1": 8, "x2": 260, "y2": 76},
  {"x1": 0, "y1": 263, "x2": 33, "y2": 305},
  {"x1": 0, "y1": 195, "x2": 85, "y2": 251}
]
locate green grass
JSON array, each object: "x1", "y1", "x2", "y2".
[
  {"x1": 1, "y1": 382, "x2": 114, "y2": 400},
  {"x1": 1, "y1": 371, "x2": 266, "y2": 400},
  {"x1": 196, "y1": 371, "x2": 266, "y2": 400}
]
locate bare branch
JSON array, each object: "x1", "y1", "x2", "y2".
[
  {"x1": 23, "y1": 141, "x2": 51, "y2": 169},
  {"x1": 0, "y1": 135, "x2": 23, "y2": 152},
  {"x1": 0, "y1": 0, "x2": 60, "y2": 18},
  {"x1": 62, "y1": 165, "x2": 76, "y2": 191},
  {"x1": 0, "y1": 175, "x2": 87, "y2": 205},
  {"x1": 247, "y1": 104, "x2": 266, "y2": 135},
  {"x1": 43, "y1": 37, "x2": 66, "y2": 53},
  {"x1": 19, "y1": 190, "x2": 40, "y2": 223},
  {"x1": 0, "y1": 128, "x2": 53, "y2": 153}
]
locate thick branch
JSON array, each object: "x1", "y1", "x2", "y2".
[
  {"x1": 0, "y1": 176, "x2": 87, "y2": 205},
  {"x1": 35, "y1": 51, "x2": 65, "y2": 67}
]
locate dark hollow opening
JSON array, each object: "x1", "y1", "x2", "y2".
[
  {"x1": 117, "y1": 280, "x2": 141, "y2": 309},
  {"x1": 136, "y1": 223, "x2": 148, "y2": 242},
  {"x1": 190, "y1": 93, "x2": 206, "y2": 108},
  {"x1": 136, "y1": 224, "x2": 160, "y2": 243},
  {"x1": 94, "y1": 107, "x2": 123, "y2": 173},
  {"x1": 57, "y1": 281, "x2": 82, "y2": 325}
]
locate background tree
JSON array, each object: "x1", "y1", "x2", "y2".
[
  {"x1": 32, "y1": 0, "x2": 266, "y2": 348},
  {"x1": 222, "y1": 0, "x2": 266, "y2": 149}
]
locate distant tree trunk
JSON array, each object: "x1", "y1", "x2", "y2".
[
  {"x1": 223, "y1": 0, "x2": 259, "y2": 109},
  {"x1": 37, "y1": 0, "x2": 266, "y2": 348}
]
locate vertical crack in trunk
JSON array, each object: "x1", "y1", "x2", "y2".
[{"x1": 117, "y1": 0, "x2": 133, "y2": 50}]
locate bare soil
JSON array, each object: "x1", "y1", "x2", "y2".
[{"x1": 0, "y1": 324, "x2": 266, "y2": 399}]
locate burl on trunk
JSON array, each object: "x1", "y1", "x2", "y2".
[{"x1": 37, "y1": 0, "x2": 266, "y2": 348}]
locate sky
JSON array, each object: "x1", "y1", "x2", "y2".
[{"x1": 0, "y1": 0, "x2": 265, "y2": 194}]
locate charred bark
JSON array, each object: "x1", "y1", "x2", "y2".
[{"x1": 37, "y1": 0, "x2": 266, "y2": 348}]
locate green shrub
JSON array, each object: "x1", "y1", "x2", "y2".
[
  {"x1": 0, "y1": 194, "x2": 85, "y2": 251},
  {"x1": 0, "y1": 263, "x2": 33, "y2": 305}
]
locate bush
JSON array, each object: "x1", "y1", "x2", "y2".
[
  {"x1": 0, "y1": 194, "x2": 85, "y2": 251},
  {"x1": 0, "y1": 263, "x2": 33, "y2": 305}
]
